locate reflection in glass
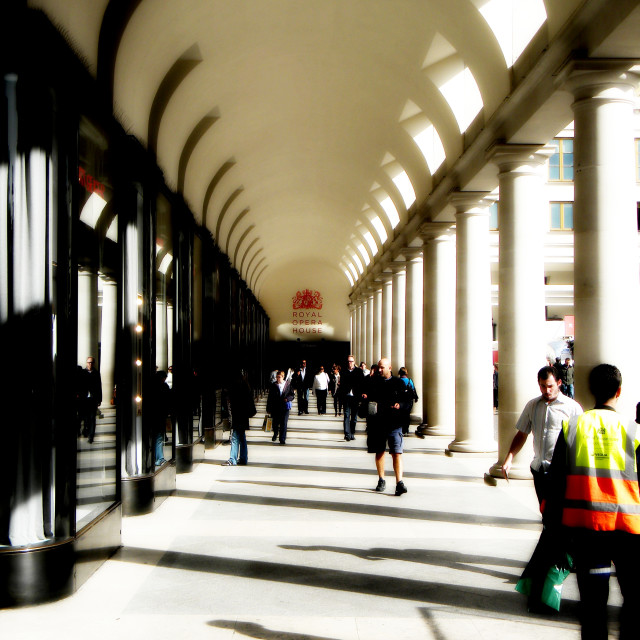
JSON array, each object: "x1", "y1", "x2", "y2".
[
  {"x1": 192, "y1": 235, "x2": 203, "y2": 442},
  {"x1": 156, "y1": 195, "x2": 175, "y2": 464},
  {"x1": 75, "y1": 118, "x2": 117, "y2": 530}
]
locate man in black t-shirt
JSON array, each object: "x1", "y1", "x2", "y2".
[{"x1": 363, "y1": 358, "x2": 412, "y2": 496}]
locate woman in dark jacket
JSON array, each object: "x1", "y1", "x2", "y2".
[{"x1": 223, "y1": 370, "x2": 256, "y2": 466}]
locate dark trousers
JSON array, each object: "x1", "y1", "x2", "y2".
[
  {"x1": 315, "y1": 389, "x2": 327, "y2": 414},
  {"x1": 343, "y1": 396, "x2": 359, "y2": 437},
  {"x1": 333, "y1": 393, "x2": 343, "y2": 415},
  {"x1": 531, "y1": 466, "x2": 549, "y2": 507},
  {"x1": 571, "y1": 530, "x2": 640, "y2": 640},
  {"x1": 272, "y1": 410, "x2": 289, "y2": 443},
  {"x1": 297, "y1": 388, "x2": 309, "y2": 414},
  {"x1": 83, "y1": 402, "x2": 98, "y2": 442},
  {"x1": 527, "y1": 466, "x2": 552, "y2": 609}
]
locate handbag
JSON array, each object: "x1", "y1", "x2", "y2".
[
  {"x1": 515, "y1": 556, "x2": 572, "y2": 611},
  {"x1": 409, "y1": 379, "x2": 419, "y2": 401},
  {"x1": 367, "y1": 401, "x2": 378, "y2": 416},
  {"x1": 357, "y1": 401, "x2": 369, "y2": 419},
  {"x1": 515, "y1": 527, "x2": 573, "y2": 612},
  {"x1": 262, "y1": 415, "x2": 273, "y2": 432}
]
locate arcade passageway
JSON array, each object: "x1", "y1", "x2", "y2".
[{"x1": 1, "y1": 403, "x2": 610, "y2": 639}]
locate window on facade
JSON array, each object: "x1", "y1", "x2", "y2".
[
  {"x1": 549, "y1": 138, "x2": 573, "y2": 181},
  {"x1": 550, "y1": 202, "x2": 573, "y2": 230},
  {"x1": 489, "y1": 202, "x2": 498, "y2": 230}
]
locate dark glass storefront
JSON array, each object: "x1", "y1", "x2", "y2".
[{"x1": 0, "y1": 9, "x2": 268, "y2": 607}]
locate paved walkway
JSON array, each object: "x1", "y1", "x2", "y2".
[{"x1": 3, "y1": 405, "x2": 618, "y2": 639}]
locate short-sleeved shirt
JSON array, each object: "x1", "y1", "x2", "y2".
[{"x1": 515, "y1": 392, "x2": 582, "y2": 472}]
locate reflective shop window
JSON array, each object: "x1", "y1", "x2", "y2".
[
  {"x1": 76, "y1": 117, "x2": 118, "y2": 530},
  {"x1": 155, "y1": 195, "x2": 175, "y2": 462},
  {"x1": 192, "y1": 234, "x2": 203, "y2": 441}
]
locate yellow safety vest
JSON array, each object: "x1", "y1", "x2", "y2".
[{"x1": 562, "y1": 409, "x2": 640, "y2": 534}]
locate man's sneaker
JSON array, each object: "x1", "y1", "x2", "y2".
[
  {"x1": 375, "y1": 478, "x2": 386, "y2": 492},
  {"x1": 395, "y1": 481, "x2": 407, "y2": 496}
]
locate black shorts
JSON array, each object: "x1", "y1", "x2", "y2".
[{"x1": 367, "y1": 427, "x2": 403, "y2": 454}]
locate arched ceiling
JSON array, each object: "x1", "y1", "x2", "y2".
[{"x1": 29, "y1": 0, "x2": 640, "y2": 330}]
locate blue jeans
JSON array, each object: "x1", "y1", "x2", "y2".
[
  {"x1": 155, "y1": 433, "x2": 165, "y2": 465},
  {"x1": 343, "y1": 396, "x2": 358, "y2": 437},
  {"x1": 228, "y1": 429, "x2": 248, "y2": 465}
]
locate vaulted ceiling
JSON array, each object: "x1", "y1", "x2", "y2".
[{"x1": 30, "y1": 0, "x2": 640, "y2": 340}]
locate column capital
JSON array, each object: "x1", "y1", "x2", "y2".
[
  {"x1": 389, "y1": 261, "x2": 407, "y2": 274},
  {"x1": 486, "y1": 142, "x2": 554, "y2": 172},
  {"x1": 556, "y1": 58, "x2": 640, "y2": 101},
  {"x1": 375, "y1": 271, "x2": 393, "y2": 284},
  {"x1": 399, "y1": 246, "x2": 423, "y2": 262},
  {"x1": 448, "y1": 190, "x2": 492, "y2": 215},
  {"x1": 419, "y1": 221, "x2": 454, "y2": 237}
]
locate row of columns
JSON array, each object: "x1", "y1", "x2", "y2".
[
  {"x1": 350, "y1": 65, "x2": 640, "y2": 478},
  {"x1": 78, "y1": 271, "x2": 177, "y2": 407}
]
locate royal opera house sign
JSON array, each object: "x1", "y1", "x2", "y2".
[{"x1": 291, "y1": 289, "x2": 323, "y2": 335}]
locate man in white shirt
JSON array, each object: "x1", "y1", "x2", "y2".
[
  {"x1": 312, "y1": 366, "x2": 331, "y2": 414},
  {"x1": 501, "y1": 365, "x2": 582, "y2": 505}
]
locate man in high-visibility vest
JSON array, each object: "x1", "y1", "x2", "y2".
[{"x1": 544, "y1": 364, "x2": 640, "y2": 639}]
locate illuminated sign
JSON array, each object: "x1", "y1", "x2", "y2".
[
  {"x1": 79, "y1": 167, "x2": 105, "y2": 198},
  {"x1": 292, "y1": 289, "x2": 323, "y2": 334},
  {"x1": 292, "y1": 289, "x2": 322, "y2": 309}
]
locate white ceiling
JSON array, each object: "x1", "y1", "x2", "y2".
[{"x1": 29, "y1": 0, "x2": 640, "y2": 335}]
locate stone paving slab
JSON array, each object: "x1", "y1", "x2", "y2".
[{"x1": 1, "y1": 413, "x2": 615, "y2": 639}]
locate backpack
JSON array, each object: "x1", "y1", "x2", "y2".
[{"x1": 407, "y1": 378, "x2": 419, "y2": 402}]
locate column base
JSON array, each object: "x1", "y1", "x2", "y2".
[
  {"x1": 176, "y1": 438, "x2": 205, "y2": 474},
  {"x1": 416, "y1": 423, "x2": 454, "y2": 437},
  {"x1": 447, "y1": 437, "x2": 497, "y2": 454},
  {"x1": 204, "y1": 426, "x2": 216, "y2": 449},
  {"x1": 0, "y1": 504, "x2": 121, "y2": 608},
  {"x1": 122, "y1": 463, "x2": 176, "y2": 516}
]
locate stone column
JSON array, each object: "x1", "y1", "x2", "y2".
[
  {"x1": 358, "y1": 297, "x2": 366, "y2": 365},
  {"x1": 348, "y1": 303, "x2": 356, "y2": 354},
  {"x1": 365, "y1": 290, "x2": 374, "y2": 367},
  {"x1": 372, "y1": 286, "x2": 382, "y2": 364},
  {"x1": 156, "y1": 296, "x2": 168, "y2": 371},
  {"x1": 448, "y1": 193, "x2": 496, "y2": 453},
  {"x1": 402, "y1": 248, "x2": 424, "y2": 424},
  {"x1": 167, "y1": 303, "x2": 174, "y2": 368},
  {"x1": 380, "y1": 274, "x2": 393, "y2": 360},
  {"x1": 77, "y1": 270, "x2": 99, "y2": 367},
  {"x1": 565, "y1": 63, "x2": 640, "y2": 418},
  {"x1": 100, "y1": 278, "x2": 118, "y2": 407},
  {"x1": 390, "y1": 263, "x2": 406, "y2": 372},
  {"x1": 485, "y1": 144, "x2": 553, "y2": 478},
  {"x1": 419, "y1": 227, "x2": 456, "y2": 436}
]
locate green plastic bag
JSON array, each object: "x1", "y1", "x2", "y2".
[{"x1": 515, "y1": 559, "x2": 571, "y2": 612}]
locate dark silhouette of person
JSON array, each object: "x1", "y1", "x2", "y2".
[
  {"x1": 151, "y1": 370, "x2": 172, "y2": 465},
  {"x1": 81, "y1": 356, "x2": 102, "y2": 443}
]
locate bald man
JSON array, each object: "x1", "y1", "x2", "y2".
[{"x1": 363, "y1": 358, "x2": 413, "y2": 496}]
